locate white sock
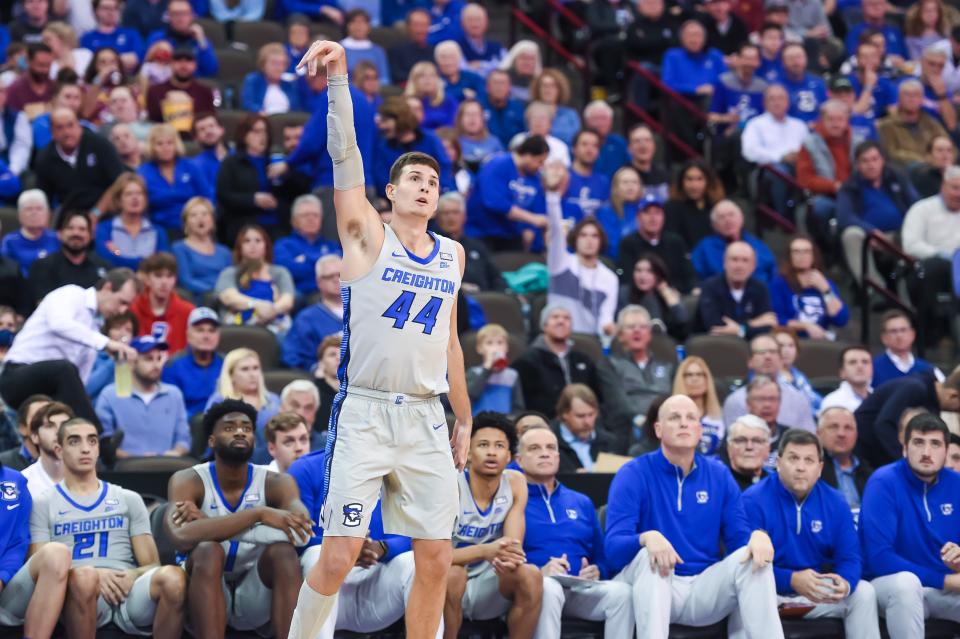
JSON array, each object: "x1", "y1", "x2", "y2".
[{"x1": 288, "y1": 582, "x2": 337, "y2": 639}]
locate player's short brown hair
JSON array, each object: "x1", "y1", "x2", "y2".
[
  {"x1": 388, "y1": 151, "x2": 441, "y2": 186},
  {"x1": 264, "y1": 412, "x2": 308, "y2": 444}
]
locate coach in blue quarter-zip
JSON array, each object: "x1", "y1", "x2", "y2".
[
  {"x1": 741, "y1": 429, "x2": 879, "y2": 638},
  {"x1": 860, "y1": 412, "x2": 960, "y2": 638},
  {"x1": 517, "y1": 426, "x2": 633, "y2": 638},
  {"x1": 604, "y1": 394, "x2": 782, "y2": 638}
]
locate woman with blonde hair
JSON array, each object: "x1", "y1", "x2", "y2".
[
  {"x1": 205, "y1": 347, "x2": 281, "y2": 464},
  {"x1": 454, "y1": 98, "x2": 503, "y2": 166},
  {"x1": 241, "y1": 43, "x2": 302, "y2": 114},
  {"x1": 595, "y1": 166, "x2": 643, "y2": 257},
  {"x1": 672, "y1": 356, "x2": 725, "y2": 456},
  {"x1": 43, "y1": 22, "x2": 92, "y2": 78},
  {"x1": 404, "y1": 61, "x2": 459, "y2": 129},
  {"x1": 138, "y1": 123, "x2": 214, "y2": 232},
  {"x1": 172, "y1": 196, "x2": 232, "y2": 297},
  {"x1": 499, "y1": 39, "x2": 542, "y2": 101},
  {"x1": 94, "y1": 172, "x2": 168, "y2": 269},
  {"x1": 529, "y1": 68, "x2": 580, "y2": 145}
]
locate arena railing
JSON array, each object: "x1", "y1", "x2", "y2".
[
  {"x1": 625, "y1": 61, "x2": 707, "y2": 161},
  {"x1": 859, "y1": 229, "x2": 925, "y2": 354},
  {"x1": 509, "y1": 5, "x2": 592, "y2": 104}
]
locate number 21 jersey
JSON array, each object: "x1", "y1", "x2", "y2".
[{"x1": 340, "y1": 223, "x2": 461, "y2": 396}]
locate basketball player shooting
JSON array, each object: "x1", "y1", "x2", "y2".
[{"x1": 287, "y1": 41, "x2": 472, "y2": 639}]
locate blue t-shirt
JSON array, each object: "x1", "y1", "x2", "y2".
[
  {"x1": 0, "y1": 229, "x2": 59, "y2": 276},
  {"x1": 465, "y1": 152, "x2": 544, "y2": 239},
  {"x1": 847, "y1": 74, "x2": 896, "y2": 120},
  {"x1": 563, "y1": 168, "x2": 610, "y2": 221},
  {"x1": 162, "y1": 350, "x2": 224, "y2": 418},
  {"x1": 782, "y1": 73, "x2": 828, "y2": 123}
]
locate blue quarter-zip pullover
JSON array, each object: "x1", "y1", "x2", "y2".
[
  {"x1": 0, "y1": 466, "x2": 30, "y2": 587},
  {"x1": 139, "y1": 159, "x2": 215, "y2": 230},
  {"x1": 523, "y1": 481, "x2": 609, "y2": 578}
]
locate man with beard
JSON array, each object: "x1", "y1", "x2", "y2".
[
  {"x1": 189, "y1": 113, "x2": 228, "y2": 187},
  {"x1": 860, "y1": 413, "x2": 960, "y2": 637},
  {"x1": 6, "y1": 43, "x2": 54, "y2": 114},
  {"x1": 164, "y1": 399, "x2": 313, "y2": 639},
  {"x1": 27, "y1": 211, "x2": 110, "y2": 305},
  {"x1": 145, "y1": 47, "x2": 215, "y2": 125},
  {"x1": 20, "y1": 401, "x2": 73, "y2": 497}
]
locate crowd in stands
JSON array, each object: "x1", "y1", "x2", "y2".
[{"x1": 0, "y1": 0, "x2": 959, "y2": 634}]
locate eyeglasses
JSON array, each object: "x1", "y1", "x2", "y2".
[{"x1": 730, "y1": 436, "x2": 768, "y2": 447}]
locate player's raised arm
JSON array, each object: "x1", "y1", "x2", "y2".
[{"x1": 298, "y1": 40, "x2": 384, "y2": 265}]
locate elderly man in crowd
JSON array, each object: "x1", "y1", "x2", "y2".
[
  {"x1": 878, "y1": 79, "x2": 949, "y2": 166},
  {"x1": 817, "y1": 406, "x2": 873, "y2": 514},
  {"x1": 722, "y1": 413, "x2": 772, "y2": 490},
  {"x1": 273, "y1": 195, "x2": 341, "y2": 297},
  {"x1": 691, "y1": 200, "x2": 777, "y2": 284},
  {"x1": 695, "y1": 241, "x2": 778, "y2": 338},
  {"x1": 1, "y1": 189, "x2": 59, "y2": 277}
]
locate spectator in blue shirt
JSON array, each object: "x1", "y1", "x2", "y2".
[
  {"x1": 837, "y1": 141, "x2": 919, "y2": 285},
  {"x1": 583, "y1": 100, "x2": 629, "y2": 180},
  {"x1": 529, "y1": 69, "x2": 582, "y2": 147},
  {"x1": 241, "y1": 43, "x2": 303, "y2": 114},
  {"x1": 692, "y1": 199, "x2": 777, "y2": 284},
  {"x1": 596, "y1": 168, "x2": 643, "y2": 259},
  {"x1": 845, "y1": 0, "x2": 907, "y2": 59},
  {"x1": 276, "y1": 0, "x2": 342, "y2": 23},
  {"x1": 846, "y1": 40, "x2": 897, "y2": 120},
  {"x1": 189, "y1": 113, "x2": 228, "y2": 189},
  {"x1": 121, "y1": 0, "x2": 167, "y2": 37},
  {"x1": 283, "y1": 14, "x2": 311, "y2": 73},
  {"x1": 405, "y1": 61, "x2": 459, "y2": 130},
  {"x1": 427, "y1": 0, "x2": 464, "y2": 45},
  {"x1": 603, "y1": 394, "x2": 780, "y2": 637},
  {"x1": 455, "y1": 98, "x2": 503, "y2": 168},
  {"x1": 281, "y1": 255, "x2": 343, "y2": 370},
  {"x1": 516, "y1": 425, "x2": 634, "y2": 636},
  {"x1": 465, "y1": 136, "x2": 549, "y2": 252},
  {"x1": 170, "y1": 196, "x2": 231, "y2": 299},
  {"x1": 1, "y1": 189, "x2": 58, "y2": 277},
  {"x1": 770, "y1": 235, "x2": 849, "y2": 338},
  {"x1": 434, "y1": 40, "x2": 485, "y2": 103},
  {"x1": 872, "y1": 309, "x2": 938, "y2": 387},
  {"x1": 94, "y1": 172, "x2": 170, "y2": 270},
  {"x1": 145, "y1": 0, "x2": 219, "y2": 77},
  {"x1": 162, "y1": 307, "x2": 224, "y2": 418},
  {"x1": 563, "y1": 129, "x2": 611, "y2": 223},
  {"x1": 695, "y1": 241, "x2": 779, "y2": 338},
  {"x1": 80, "y1": 0, "x2": 145, "y2": 71},
  {"x1": 139, "y1": 123, "x2": 215, "y2": 233},
  {"x1": 96, "y1": 335, "x2": 192, "y2": 456},
  {"x1": 918, "y1": 47, "x2": 958, "y2": 132},
  {"x1": 457, "y1": 2, "x2": 505, "y2": 77},
  {"x1": 209, "y1": 0, "x2": 264, "y2": 22},
  {"x1": 742, "y1": 429, "x2": 880, "y2": 637},
  {"x1": 860, "y1": 413, "x2": 960, "y2": 638},
  {"x1": 341, "y1": 9, "x2": 391, "y2": 85},
  {"x1": 372, "y1": 96, "x2": 454, "y2": 195},
  {"x1": 662, "y1": 20, "x2": 727, "y2": 99},
  {"x1": 273, "y1": 194, "x2": 341, "y2": 296},
  {"x1": 780, "y1": 43, "x2": 828, "y2": 123},
  {"x1": 758, "y1": 23, "x2": 785, "y2": 83},
  {"x1": 709, "y1": 42, "x2": 767, "y2": 130},
  {"x1": 480, "y1": 69, "x2": 526, "y2": 147}
]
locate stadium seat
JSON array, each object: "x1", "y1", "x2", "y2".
[
  {"x1": 370, "y1": 25, "x2": 408, "y2": 51},
  {"x1": 460, "y1": 331, "x2": 529, "y2": 368},
  {"x1": 684, "y1": 335, "x2": 751, "y2": 380},
  {"x1": 458, "y1": 618, "x2": 507, "y2": 638},
  {"x1": 268, "y1": 111, "x2": 311, "y2": 147},
  {"x1": 217, "y1": 109, "x2": 251, "y2": 144},
  {"x1": 217, "y1": 325, "x2": 280, "y2": 368},
  {"x1": 0, "y1": 207, "x2": 18, "y2": 238},
  {"x1": 794, "y1": 340, "x2": 853, "y2": 380},
  {"x1": 233, "y1": 20, "x2": 285, "y2": 52},
  {"x1": 113, "y1": 456, "x2": 198, "y2": 473},
  {"x1": 490, "y1": 251, "x2": 546, "y2": 273},
  {"x1": 263, "y1": 368, "x2": 312, "y2": 394},
  {"x1": 668, "y1": 621, "x2": 727, "y2": 637},
  {"x1": 189, "y1": 412, "x2": 207, "y2": 459},
  {"x1": 570, "y1": 333, "x2": 604, "y2": 363},
  {"x1": 559, "y1": 618, "x2": 603, "y2": 637},
  {"x1": 215, "y1": 47, "x2": 258, "y2": 86},
  {"x1": 196, "y1": 17, "x2": 227, "y2": 48},
  {"x1": 650, "y1": 331, "x2": 679, "y2": 365},
  {"x1": 149, "y1": 502, "x2": 178, "y2": 565},
  {"x1": 472, "y1": 291, "x2": 525, "y2": 335},
  {"x1": 781, "y1": 618, "x2": 844, "y2": 638}
]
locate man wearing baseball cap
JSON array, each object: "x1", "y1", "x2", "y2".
[
  {"x1": 615, "y1": 192, "x2": 697, "y2": 294},
  {"x1": 162, "y1": 307, "x2": 223, "y2": 419},
  {"x1": 96, "y1": 335, "x2": 191, "y2": 458}
]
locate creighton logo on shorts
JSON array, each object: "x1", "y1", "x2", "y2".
[
  {"x1": 342, "y1": 503, "x2": 364, "y2": 527},
  {"x1": 811, "y1": 520, "x2": 823, "y2": 533},
  {"x1": 696, "y1": 491, "x2": 709, "y2": 504},
  {"x1": 0, "y1": 481, "x2": 17, "y2": 500},
  {"x1": 942, "y1": 503, "x2": 954, "y2": 516}
]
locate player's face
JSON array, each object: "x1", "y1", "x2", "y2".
[
  {"x1": 19, "y1": 400, "x2": 49, "y2": 438},
  {"x1": 35, "y1": 412, "x2": 70, "y2": 457},
  {"x1": 947, "y1": 443, "x2": 960, "y2": 472},
  {"x1": 517, "y1": 428, "x2": 560, "y2": 480},
  {"x1": 212, "y1": 412, "x2": 255, "y2": 464},
  {"x1": 387, "y1": 165, "x2": 440, "y2": 218},
  {"x1": 271, "y1": 424, "x2": 310, "y2": 472},
  {"x1": 905, "y1": 431, "x2": 947, "y2": 480},
  {"x1": 469, "y1": 427, "x2": 511, "y2": 477},
  {"x1": 817, "y1": 411, "x2": 857, "y2": 457},
  {"x1": 59, "y1": 422, "x2": 100, "y2": 473},
  {"x1": 777, "y1": 443, "x2": 823, "y2": 498},
  {"x1": 654, "y1": 395, "x2": 703, "y2": 452}
]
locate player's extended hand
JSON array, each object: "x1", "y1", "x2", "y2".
[
  {"x1": 97, "y1": 568, "x2": 134, "y2": 606},
  {"x1": 942, "y1": 542, "x2": 960, "y2": 571},
  {"x1": 259, "y1": 507, "x2": 314, "y2": 545},
  {"x1": 744, "y1": 529, "x2": 775, "y2": 572},
  {"x1": 296, "y1": 40, "x2": 346, "y2": 77},
  {"x1": 171, "y1": 500, "x2": 205, "y2": 526},
  {"x1": 640, "y1": 530, "x2": 682, "y2": 577},
  {"x1": 450, "y1": 419, "x2": 471, "y2": 471},
  {"x1": 579, "y1": 557, "x2": 601, "y2": 581},
  {"x1": 541, "y1": 554, "x2": 570, "y2": 577},
  {"x1": 356, "y1": 538, "x2": 386, "y2": 569}
]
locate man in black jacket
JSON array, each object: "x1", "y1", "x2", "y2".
[
  {"x1": 855, "y1": 368, "x2": 960, "y2": 468},
  {"x1": 550, "y1": 384, "x2": 617, "y2": 473},
  {"x1": 34, "y1": 108, "x2": 124, "y2": 213},
  {"x1": 28, "y1": 210, "x2": 110, "y2": 306},
  {"x1": 616, "y1": 193, "x2": 696, "y2": 292},
  {"x1": 817, "y1": 406, "x2": 873, "y2": 512},
  {"x1": 513, "y1": 305, "x2": 602, "y2": 419},
  {"x1": 0, "y1": 394, "x2": 51, "y2": 471}
]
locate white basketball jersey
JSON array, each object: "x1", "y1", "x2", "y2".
[
  {"x1": 341, "y1": 223, "x2": 461, "y2": 396},
  {"x1": 453, "y1": 470, "x2": 514, "y2": 577},
  {"x1": 193, "y1": 462, "x2": 269, "y2": 580}
]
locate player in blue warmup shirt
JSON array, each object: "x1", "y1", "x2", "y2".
[
  {"x1": 604, "y1": 394, "x2": 782, "y2": 638},
  {"x1": 861, "y1": 413, "x2": 960, "y2": 638},
  {"x1": 742, "y1": 429, "x2": 880, "y2": 637}
]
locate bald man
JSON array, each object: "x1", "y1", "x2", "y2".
[
  {"x1": 695, "y1": 241, "x2": 777, "y2": 338},
  {"x1": 603, "y1": 395, "x2": 782, "y2": 638}
]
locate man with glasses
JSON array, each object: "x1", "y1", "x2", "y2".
[
  {"x1": 722, "y1": 413, "x2": 772, "y2": 491},
  {"x1": 598, "y1": 305, "x2": 675, "y2": 453},
  {"x1": 722, "y1": 334, "x2": 815, "y2": 431},
  {"x1": 282, "y1": 255, "x2": 343, "y2": 370},
  {"x1": 872, "y1": 310, "x2": 938, "y2": 387}
]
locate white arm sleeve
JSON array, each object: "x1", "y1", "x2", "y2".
[{"x1": 327, "y1": 74, "x2": 365, "y2": 191}]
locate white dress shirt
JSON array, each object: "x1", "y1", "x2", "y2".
[
  {"x1": 740, "y1": 112, "x2": 809, "y2": 165},
  {"x1": 6, "y1": 285, "x2": 109, "y2": 382},
  {"x1": 820, "y1": 381, "x2": 871, "y2": 414},
  {"x1": 22, "y1": 460, "x2": 57, "y2": 498}
]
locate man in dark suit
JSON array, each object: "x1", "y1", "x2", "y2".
[
  {"x1": 550, "y1": 384, "x2": 616, "y2": 473},
  {"x1": 817, "y1": 406, "x2": 873, "y2": 513}
]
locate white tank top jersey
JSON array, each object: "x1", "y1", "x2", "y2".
[
  {"x1": 192, "y1": 462, "x2": 269, "y2": 579},
  {"x1": 453, "y1": 470, "x2": 515, "y2": 577},
  {"x1": 340, "y1": 223, "x2": 461, "y2": 396}
]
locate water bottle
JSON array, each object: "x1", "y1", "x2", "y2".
[
  {"x1": 675, "y1": 344, "x2": 686, "y2": 362},
  {"x1": 114, "y1": 359, "x2": 132, "y2": 398}
]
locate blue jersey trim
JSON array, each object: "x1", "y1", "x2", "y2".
[
  {"x1": 209, "y1": 463, "x2": 254, "y2": 513},
  {"x1": 321, "y1": 285, "x2": 352, "y2": 509},
  {"x1": 463, "y1": 470, "x2": 495, "y2": 517},
  {"x1": 402, "y1": 230, "x2": 441, "y2": 265},
  {"x1": 56, "y1": 481, "x2": 109, "y2": 512}
]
